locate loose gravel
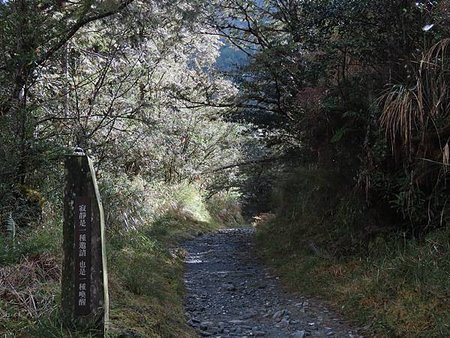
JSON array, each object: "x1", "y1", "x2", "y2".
[{"x1": 183, "y1": 228, "x2": 365, "y2": 338}]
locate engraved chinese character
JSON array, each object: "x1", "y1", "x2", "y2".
[
  {"x1": 80, "y1": 261, "x2": 86, "y2": 276},
  {"x1": 79, "y1": 249, "x2": 86, "y2": 257},
  {"x1": 78, "y1": 290, "x2": 86, "y2": 299},
  {"x1": 79, "y1": 283, "x2": 86, "y2": 291},
  {"x1": 79, "y1": 234, "x2": 86, "y2": 242},
  {"x1": 79, "y1": 212, "x2": 86, "y2": 220},
  {"x1": 78, "y1": 298, "x2": 86, "y2": 306}
]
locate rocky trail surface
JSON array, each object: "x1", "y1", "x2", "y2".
[{"x1": 183, "y1": 228, "x2": 364, "y2": 338}]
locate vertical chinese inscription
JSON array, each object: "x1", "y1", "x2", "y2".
[{"x1": 74, "y1": 196, "x2": 91, "y2": 316}]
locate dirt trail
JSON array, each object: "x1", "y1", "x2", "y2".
[{"x1": 183, "y1": 228, "x2": 364, "y2": 338}]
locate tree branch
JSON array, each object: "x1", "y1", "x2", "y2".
[
  {"x1": 36, "y1": 0, "x2": 135, "y2": 67},
  {"x1": 207, "y1": 157, "x2": 282, "y2": 173}
]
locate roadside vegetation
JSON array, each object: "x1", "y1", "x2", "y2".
[
  {"x1": 2, "y1": 1, "x2": 450, "y2": 337},
  {"x1": 213, "y1": 1, "x2": 450, "y2": 336},
  {"x1": 1, "y1": 1, "x2": 246, "y2": 336},
  {"x1": 0, "y1": 180, "x2": 243, "y2": 337},
  {"x1": 256, "y1": 168, "x2": 450, "y2": 337}
]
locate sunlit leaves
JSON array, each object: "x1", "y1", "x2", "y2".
[{"x1": 25, "y1": 0, "x2": 246, "y2": 189}]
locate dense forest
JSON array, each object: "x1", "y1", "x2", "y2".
[{"x1": 1, "y1": 0, "x2": 449, "y2": 337}]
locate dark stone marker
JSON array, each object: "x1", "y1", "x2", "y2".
[{"x1": 62, "y1": 153, "x2": 109, "y2": 336}]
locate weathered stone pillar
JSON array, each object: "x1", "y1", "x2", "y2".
[{"x1": 62, "y1": 151, "x2": 109, "y2": 336}]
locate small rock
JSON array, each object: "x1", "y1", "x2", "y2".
[
  {"x1": 253, "y1": 331, "x2": 266, "y2": 336},
  {"x1": 272, "y1": 310, "x2": 284, "y2": 321},
  {"x1": 291, "y1": 330, "x2": 306, "y2": 338},
  {"x1": 280, "y1": 318, "x2": 290, "y2": 327},
  {"x1": 200, "y1": 321, "x2": 214, "y2": 330},
  {"x1": 187, "y1": 319, "x2": 199, "y2": 327},
  {"x1": 223, "y1": 283, "x2": 237, "y2": 291}
]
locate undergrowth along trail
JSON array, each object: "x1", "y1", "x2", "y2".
[
  {"x1": 256, "y1": 167, "x2": 450, "y2": 338},
  {"x1": 0, "y1": 183, "x2": 240, "y2": 337}
]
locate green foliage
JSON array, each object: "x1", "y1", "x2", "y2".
[
  {"x1": 100, "y1": 173, "x2": 224, "y2": 232},
  {"x1": 0, "y1": 218, "x2": 62, "y2": 266},
  {"x1": 376, "y1": 38, "x2": 450, "y2": 236},
  {"x1": 257, "y1": 165, "x2": 450, "y2": 337},
  {"x1": 3, "y1": 0, "x2": 450, "y2": 336},
  {"x1": 269, "y1": 167, "x2": 384, "y2": 256},
  {"x1": 1, "y1": 171, "x2": 240, "y2": 337},
  {"x1": 216, "y1": 0, "x2": 450, "y2": 237},
  {"x1": 172, "y1": 184, "x2": 213, "y2": 224},
  {"x1": 206, "y1": 189, "x2": 245, "y2": 226},
  {"x1": 30, "y1": 309, "x2": 100, "y2": 338},
  {"x1": 0, "y1": 8, "x2": 247, "y2": 336},
  {"x1": 106, "y1": 225, "x2": 194, "y2": 337},
  {"x1": 0, "y1": 0, "x2": 247, "y2": 231},
  {"x1": 257, "y1": 222, "x2": 450, "y2": 337}
]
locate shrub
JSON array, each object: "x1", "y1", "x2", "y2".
[
  {"x1": 269, "y1": 167, "x2": 383, "y2": 256},
  {"x1": 206, "y1": 189, "x2": 244, "y2": 226}
]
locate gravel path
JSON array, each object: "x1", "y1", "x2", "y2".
[{"x1": 183, "y1": 228, "x2": 364, "y2": 338}]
